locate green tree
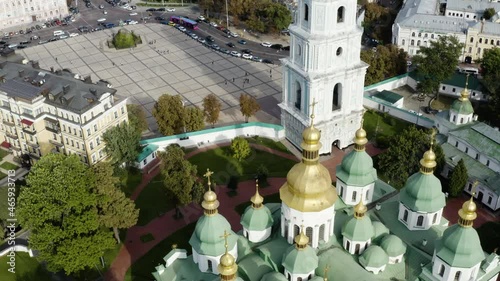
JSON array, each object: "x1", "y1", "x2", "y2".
[
  {"x1": 264, "y1": 2, "x2": 292, "y2": 32},
  {"x1": 377, "y1": 127, "x2": 445, "y2": 188},
  {"x1": 112, "y1": 30, "x2": 140, "y2": 49},
  {"x1": 246, "y1": 13, "x2": 266, "y2": 33},
  {"x1": 127, "y1": 104, "x2": 148, "y2": 133},
  {"x1": 412, "y1": 36, "x2": 464, "y2": 102},
  {"x1": 484, "y1": 8, "x2": 496, "y2": 20},
  {"x1": 184, "y1": 106, "x2": 205, "y2": 132},
  {"x1": 361, "y1": 44, "x2": 408, "y2": 85},
  {"x1": 448, "y1": 159, "x2": 468, "y2": 197},
  {"x1": 203, "y1": 94, "x2": 222, "y2": 128},
  {"x1": 102, "y1": 123, "x2": 141, "y2": 167},
  {"x1": 152, "y1": 94, "x2": 185, "y2": 135},
  {"x1": 17, "y1": 154, "x2": 115, "y2": 275},
  {"x1": 92, "y1": 162, "x2": 139, "y2": 244},
  {"x1": 480, "y1": 48, "x2": 500, "y2": 126},
  {"x1": 231, "y1": 137, "x2": 251, "y2": 161},
  {"x1": 239, "y1": 94, "x2": 261, "y2": 122},
  {"x1": 159, "y1": 145, "x2": 201, "y2": 206}
]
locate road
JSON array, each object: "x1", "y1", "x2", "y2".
[{"x1": 3, "y1": 0, "x2": 289, "y2": 63}]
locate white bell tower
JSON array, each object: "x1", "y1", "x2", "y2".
[{"x1": 279, "y1": 0, "x2": 368, "y2": 154}]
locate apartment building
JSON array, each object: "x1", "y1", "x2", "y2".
[
  {"x1": 465, "y1": 21, "x2": 500, "y2": 61},
  {"x1": 0, "y1": 0, "x2": 68, "y2": 29},
  {"x1": 0, "y1": 60, "x2": 128, "y2": 165}
]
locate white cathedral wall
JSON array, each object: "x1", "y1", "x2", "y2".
[
  {"x1": 243, "y1": 227, "x2": 272, "y2": 243},
  {"x1": 398, "y1": 203, "x2": 443, "y2": 230},
  {"x1": 281, "y1": 203, "x2": 335, "y2": 248},
  {"x1": 363, "y1": 264, "x2": 387, "y2": 275},
  {"x1": 449, "y1": 112, "x2": 473, "y2": 126},
  {"x1": 388, "y1": 254, "x2": 404, "y2": 264},
  {"x1": 191, "y1": 245, "x2": 238, "y2": 274},
  {"x1": 432, "y1": 257, "x2": 480, "y2": 281},
  {"x1": 342, "y1": 237, "x2": 371, "y2": 255},
  {"x1": 284, "y1": 269, "x2": 315, "y2": 281},
  {"x1": 336, "y1": 179, "x2": 375, "y2": 206}
]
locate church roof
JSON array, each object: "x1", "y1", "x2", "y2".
[
  {"x1": 435, "y1": 224, "x2": 485, "y2": 267},
  {"x1": 399, "y1": 172, "x2": 446, "y2": 213},
  {"x1": 237, "y1": 253, "x2": 274, "y2": 281},
  {"x1": 189, "y1": 214, "x2": 237, "y2": 256},
  {"x1": 380, "y1": 235, "x2": 407, "y2": 257},
  {"x1": 450, "y1": 98, "x2": 474, "y2": 115},
  {"x1": 282, "y1": 243, "x2": 319, "y2": 274},
  {"x1": 342, "y1": 215, "x2": 375, "y2": 242},
  {"x1": 359, "y1": 245, "x2": 389, "y2": 268},
  {"x1": 449, "y1": 122, "x2": 500, "y2": 160},
  {"x1": 336, "y1": 150, "x2": 378, "y2": 186},
  {"x1": 241, "y1": 205, "x2": 274, "y2": 231}
]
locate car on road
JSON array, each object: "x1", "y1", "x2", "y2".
[
  {"x1": 262, "y1": 59, "x2": 273, "y2": 64},
  {"x1": 86, "y1": 2, "x2": 91, "y2": 8},
  {"x1": 237, "y1": 39, "x2": 247, "y2": 45},
  {"x1": 220, "y1": 48, "x2": 230, "y2": 54},
  {"x1": 97, "y1": 18, "x2": 106, "y2": 22},
  {"x1": 408, "y1": 110, "x2": 422, "y2": 116},
  {"x1": 38, "y1": 40, "x2": 48, "y2": 45},
  {"x1": 19, "y1": 41, "x2": 30, "y2": 45},
  {"x1": 270, "y1": 44, "x2": 283, "y2": 49},
  {"x1": 211, "y1": 44, "x2": 220, "y2": 50},
  {"x1": 229, "y1": 32, "x2": 238, "y2": 37},
  {"x1": 130, "y1": 12, "x2": 138, "y2": 16},
  {"x1": 230, "y1": 51, "x2": 241, "y2": 57},
  {"x1": 197, "y1": 38, "x2": 206, "y2": 44},
  {"x1": 30, "y1": 35, "x2": 39, "y2": 40},
  {"x1": 157, "y1": 8, "x2": 165, "y2": 11},
  {"x1": 241, "y1": 49, "x2": 252, "y2": 54},
  {"x1": 251, "y1": 56, "x2": 263, "y2": 62},
  {"x1": 198, "y1": 16, "x2": 205, "y2": 21},
  {"x1": 155, "y1": 16, "x2": 165, "y2": 21},
  {"x1": 159, "y1": 20, "x2": 169, "y2": 25},
  {"x1": 242, "y1": 53, "x2": 253, "y2": 60},
  {"x1": 99, "y1": 4, "x2": 104, "y2": 8},
  {"x1": 226, "y1": 42, "x2": 235, "y2": 48},
  {"x1": 166, "y1": 8, "x2": 175, "y2": 12},
  {"x1": 146, "y1": 8, "x2": 156, "y2": 12},
  {"x1": 59, "y1": 35, "x2": 69, "y2": 39},
  {"x1": 209, "y1": 22, "x2": 218, "y2": 27},
  {"x1": 178, "y1": 26, "x2": 186, "y2": 32},
  {"x1": 69, "y1": 33, "x2": 79, "y2": 37},
  {"x1": 261, "y1": 42, "x2": 272, "y2": 47},
  {"x1": 206, "y1": 36, "x2": 215, "y2": 43}
]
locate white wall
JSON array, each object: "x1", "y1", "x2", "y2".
[
  {"x1": 432, "y1": 257, "x2": 480, "y2": 281},
  {"x1": 243, "y1": 228, "x2": 272, "y2": 243},
  {"x1": 398, "y1": 203, "x2": 444, "y2": 230},
  {"x1": 440, "y1": 85, "x2": 486, "y2": 101},
  {"x1": 336, "y1": 179, "x2": 375, "y2": 206},
  {"x1": 192, "y1": 245, "x2": 238, "y2": 274},
  {"x1": 343, "y1": 237, "x2": 371, "y2": 255}
]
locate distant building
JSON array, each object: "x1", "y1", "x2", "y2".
[
  {"x1": 0, "y1": 0, "x2": 68, "y2": 30},
  {"x1": 0, "y1": 60, "x2": 128, "y2": 165},
  {"x1": 465, "y1": 21, "x2": 500, "y2": 62}
]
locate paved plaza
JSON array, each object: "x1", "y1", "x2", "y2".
[{"x1": 19, "y1": 24, "x2": 283, "y2": 131}]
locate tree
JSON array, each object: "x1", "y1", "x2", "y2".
[
  {"x1": 231, "y1": 137, "x2": 251, "y2": 161},
  {"x1": 17, "y1": 154, "x2": 115, "y2": 274},
  {"x1": 448, "y1": 159, "x2": 468, "y2": 197},
  {"x1": 412, "y1": 36, "x2": 464, "y2": 102},
  {"x1": 152, "y1": 94, "x2": 185, "y2": 135},
  {"x1": 484, "y1": 8, "x2": 496, "y2": 20},
  {"x1": 480, "y1": 48, "x2": 500, "y2": 126},
  {"x1": 92, "y1": 162, "x2": 139, "y2": 244},
  {"x1": 159, "y1": 145, "x2": 201, "y2": 206},
  {"x1": 239, "y1": 94, "x2": 260, "y2": 122},
  {"x1": 264, "y1": 2, "x2": 292, "y2": 32},
  {"x1": 377, "y1": 126, "x2": 445, "y2": 188},
  {"x1": 203, "y1": 94, "x2": 222, "y2": 128},
  {"x1": 361, "y1": 45, "x2": 408, "y2": 85},
  {"x1": 112, "y1": 30, "x2": 140, "y2": 49},
  {"x1": 102, "y1": 123, "x2": 141, "y2": 167},
  {"x1": 184, "y1": 106, "x2": 205, "y2": 132},
  {"x1": 127, "y1": 104, "x2": 148, "y2": 133}
]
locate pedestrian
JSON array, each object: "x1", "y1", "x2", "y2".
[
  {"x1": 232, "y1": 77, "x2": 235, "y2": 82},
  {"x1": 224, "y1": 80, "x2": 227, "y2": 85},
  {"x1": 269, "y1": 69, "x2": 272, "y2": 74},
  {"x1": 270, "y1": 74, "x2": 272, "y2": 78},
  {"x1": 212, "y1": 61, "x2": 214, "y2": 65},
  {"x1": 245, "y1": 72, "x2": 248, "y2": 76},
  {"x1": 112, "y1": 62, "x2": 115, "y2": 66},
  {"x1": 55, "y1": 57, "x2": 58, "y2": 61},
  {"x1": 154, "y1": 39, "x2": 156, "y2": 44},
  {"x1": 167, "y1": 50, "x2": 170, "y2": 54}
]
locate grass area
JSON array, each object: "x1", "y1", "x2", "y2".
[
  {"x1": 0, "y1": 252, "x2": 52, "y2": 281},
  {"x1": 235, "y1": 192, "x2": 281, "y2": 215},
  {"x1": 119, "y1": 169, "x2": 143, "y2": 198},
  {"x1": 140, "y1": 233, "x2": 155, "y2": 243},
  {"x1": 477, "y1": 222, "x2": 500, "y2": 254},
  {"x1": 0, "y1": 149, "x2": 9, "y2": 161},
  {"x1": 188, "y1": 147, "x2": 297, "y2": 183},
  {"x1": 125, "y1": 222, "x2": 197, "y2": 281},
  {"x1": 0, "y1": 171, "x2": 7, "y2": 180},
  {"x1": 363, "y1": 110, "x2": 414, "y2": 143},
  {"x1": 0, "y1": 161, "x2": 18, "y2": 171},
  {"x1": 134, "y1": 174, "x2": 175, "y2": 226},
  {"x1": 431, "y1": 95, "x2": 455, "y2": 110},
  {"x1": 182, "y1": 146, "x2": 198, "y2": 155},
  {"x1": 246, "y1": 136, "x2": 291, "y2": 154}
]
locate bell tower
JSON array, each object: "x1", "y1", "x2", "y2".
[{"x1": 279, "y1": 0, "x2": 368, "y2": 154}]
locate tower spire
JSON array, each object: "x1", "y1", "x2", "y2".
[
  {"x1": 301, "y1": 98, "x2": 322, "y2": 163},
  {"x1": 419, "y1": 129, "x2": 437, "y2": 174},
  {"x1": 459, "y1": 74, "x2": 470, "y2": 101},
  {"x1": 309, "y1": 98, "x2": 318, "y2": 127},
  {"x1": 201, "y1": 168, "x2": 219, "y2": 216},
  {"x1": 458, "y1": 181, "x2": 478, "y2": 227},
  {"x1": 218, "y1": 230, "x2": 238, "y2": 280},
  {"x1": 354, "y1": 200, "x2": 367, "y2": 219},
  {"x1": 250, "y1": 179, "x2": 264, "y2": 209},
  {"x1": 354, "y1": 113, "x2": 368, "y2": 151},
  {"x1": 294, "y1": 225, "x2": 310, "y2": 250},
  {"x1": 323, "y1": 265, "x2": 330, "y2": 281}
]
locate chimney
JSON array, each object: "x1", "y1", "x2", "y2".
[
  {"x1": 63, "y1": 85, "x2": 70, "y2": 94},
  {"x1": 31, "y1": 61, "x2": 39, "y2": 69},
  {"x1": 18, "y1": 69, "x2": 24, "y2": 77}
]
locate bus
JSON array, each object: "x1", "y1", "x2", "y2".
[{"x1": 170, "y1": 16, "x2": 198, "y2": 30}]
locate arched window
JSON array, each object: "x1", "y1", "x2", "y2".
[
  {"x1": 297, "y1": 278, "x2": 303, "y2": 281},
  {"x1": 306, "y1": 227, "x2": 313, "y2": 246},
  {"x1": 411, "y1": 40, "x2": 415, "y2": 46},
  {"x1": 402, "y1": 39, "x2": 405, "y2": 45},
  {"x1": 403, "y1": 209, "x2": 408, "y2": 221},
  {"x1": 346, "y1": 240, "x2": 351, "y2": 251},
  {"x1": 294, "y1": 225, "x2": 300, "y2": 238},
  {"x1": 352, "y1": 191, "x2": 357, "y2": 202},
  {"x1": 431, "y1": 34, "x2": 434, "y2": 39},
  {"x1": 417, "y1": 215, "x2": 424, "y2": 226},
  {"x1": 460, "y1": 117, "x2": 464, "y2": 124},
  {"x1": 433, "y1": 213, "x2": 438, "y2": 224},
  {"x1": 454, "y1": 271, "x2": 461, "y2": 280},
  {"x1": 319, "y1": 224, "x2": 325, "y2": 242},
  {"x1": 295, "y1": 82, "x2": 302, "y2": 110},
  {"x1": 340, "y1": 185, "x2": 344, "y2": 197},
  {"x1": 337, "y1": 6, "x2": 345, "y2": 23},
  {"x1": 355, "y1": 243, "x2": 361, "y2": 254},
  {"x1": 297, "y1": 44, "x2": 302, "y2": 56},
  {"x1": 332, "y1": 83, "x2": 341, "y2": 110},
  {"x1": 288, "y1": 273, "x2": 292, "y2": 281},
  {"x1": 366, "y1": 190, "x2": 369, "y2": 201},
  {"x1": 417, "y1": 40, "x2": 421, "y2": 46},
  {"x1": 304, "y1": 4, "x2": 309, "y2": 21},
  {"x1": 453, "y1": 115, "x2": 456, "y2": 122},
  {"x1": 207, "y1": 260, "x2": 213, "y2": 272},
  {"x1": 439, "y1": 264, "x2": 445, "y2": 276},
  {"x1": 412, "y1": 32, "x2": 415, "y2": 37}
]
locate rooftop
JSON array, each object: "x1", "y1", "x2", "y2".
[
  {"x1": 469, "y1": 21, "x2": 500, "y2": 36},
  {"x1": 372, "y1": 90, "x2": 404, "y2": 104},
  {"x1": 449, "y1": 122, "x2": 500, "y2": 160},
  {"x1": 446, "y1": 0, "x2": 500, "y2": 13}
]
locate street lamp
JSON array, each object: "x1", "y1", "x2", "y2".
[{"x1": 225, "y1": 0, "x2": 229, "y2": 31}]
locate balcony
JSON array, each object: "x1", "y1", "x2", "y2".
[
  {"x1": 10, "y1": 146, "x2": 20, "y2": 152},
  {"x1": 5, "y1": 132, "x2": 18, "y2": 140},
  {"x1": 22, "y1": 127, "x2": 36, "y2": 135},
  {"x1": 29, "y1": 152, "x2": 40, "y2": 159},
  {"x1": 49, "y1": 139, "x2": 64, "y2": 147},
  {"x1": 27, "y1": 141, "x2": 39, "y2": 148},
  {"x1": 44, "y1": 117, "x2": 60, "y2": 133},
  {"x1": 21, "y1": 119, "x2": 36, "y2": 134},
  {"x1": 3, "y1": 120, "x2": 15, "y2": 127}
]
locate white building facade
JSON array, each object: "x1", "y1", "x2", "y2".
[{"x1": 0, "y1": 0, "x2": 68, "y2": 29}]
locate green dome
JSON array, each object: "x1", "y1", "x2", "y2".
[
  {"x1": 371, "y1": 221, "x2": 390, "y2": 243},
  {"x1": 241, "y1": 206, "x2": 274, "y2": 231},
  {"x1": 261, "y1": 272, "x2": 288, "y2": 281},
  {"x1": 282, "y1": 245, "x2": 319, "y2": 274},
  {"x1": 336, "y1": 151, "x2": 377, "y2": 186},
  {"x1": 380, "y1": 235, "x2": 406, "y2": 257},
  {"x1": 435, "y1": 224, "x2": 485, "y2": 267},
  {"x1": 400, "y1": 172, "x2": 446, "y2": 213},
  {"x1": 359, "y1": 245, "x2": 389, "y2": 268},
  {"x1": 451, "y1": 99, "x2": 474, "y2": 115},
  {"x1": 189, "y1": 214, "x2": 237, "y2": 256},
  {"x1": 342, "y1": 216, "x2": 375, "y2": 242}
]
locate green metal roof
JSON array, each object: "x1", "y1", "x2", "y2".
[
  {"x1": 372, "y1": 90, "x2": 404, "y2": 104},
  {"x1": 189, "y1": 214, "x2": 237, "y2": 256},
  {"x1": 450, "y1": 99, "x2": 474, "y2": 115},
  {"x1": 237, "y1": 253, "x2": 274, "y2": 281},
  {"x1": 449, "y1": 122, "x2": 500, "y2": 160},
  {"x1": 336, "y1": 151, "x2": 378, "y2": 186},
  {"x1": 151, "y1": 254, "x2": 219, "y2": 281},
  {"x1": 255, "y1": 236, "x2": 290, "y2": 272},
  {"x1": 282, "y1": 245, "x2": 319, "y2": 273},
  {"x1": 400, "y1": 172, "x2": 446, "y2": 213},
  {"x1": 371, "y1": 221, "x2": 390, "y2": 244},
  {"x1": 342, "y1": 215, "x2": 375, "y2": 241},
  {"x1": 261, "y1": 272, "x2": 288, "y2": 281},
  {"x1": 380, "y1": 235, "x2": 407, "y2": 257},
  {"x1": 435, "y1": 224, "x2": 485, "y2": 267},
  {"x1": 137, "y1": 144, "x2": 158, "y2": 162},
  {"x1": 441, "y1": 143, "x2": 500, "y2": 195},
  {"x1": 359, "y1": 245, "x2": 389, "y2": 268},
  {"x1": 408, "y1": 71, "x2": 483, "y2": 91},
  {"x1": 241, "y1": 205, "x2": 274, "y2": 231}
]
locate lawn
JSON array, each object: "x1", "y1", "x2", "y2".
[
  {"x1": 0, "y1": 171, "x2": 7, "y2": 180},
  {"x1": 363, "y1": 110, "x2": 414, "y2": 141},
  {"x1": 0, "y1": 149, "x2": 9, "y2": 161},
  {"x1": 431, "y1": 95, "x2": 455, "y2": 111},
  {"x1": 0, "y1": 252, "x2": 52, "y2": 281},
  {"x1": 188, "y1": 147, "x2": 297, "y2": 183},
  {"x1": 119, "y1": 169, "x2": 143, "y2": 197},
  {"x1": 125, "y1": 222, "x2": 197, "y2": 281},
  {"x1": 235, "y1": 192, "x2": 281, "y2": 215},
  {"x1": 0, "y1": 161, "x2": 18, "y2": 171},
  {"x1": 134, "y1": 174, "x2": 175, "y2": 226},
  {"x1": 246, "y1": 136, "x2": 292, "y2": 154}
]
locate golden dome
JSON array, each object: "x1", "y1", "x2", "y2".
[
  {"x1": 354, "y1": 200, "x2": 367, "y2": 219},
  {"x1": 250, "y1": 179, "x2": 264, "y2": 208},
  {"x1": 302, "y1": 126, "x2": 321, "y2": 144},
  {"x1": 220, "y1": 252, "x2": 236, "y2": 267},
  {"x1": 354, "y1": 117, "x2": 368, "y2": 150},
  {"x1": 204, "y1": 189, "x2": 217, "y2": 202},
  {"x1": 202, "y1": 168, "x2": 219, "y2": 215},
  {"x1": 459, "y1": 74, "x2": 470, "y2": 101},
  {"x1": 218, "y1": 230, "x2": 238, "y2": 279},
  {"x1": 294, "y1": 227, "x2": 309, "y2": 249},
  {"x1": 419, "y1": 130, "x2": 437, "y2": 173},
  {"x1": 458, "y1": 197, "x2": 477, "y2": 227}
]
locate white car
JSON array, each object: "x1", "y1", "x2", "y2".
[
  {"x1": 59, "y1": 35, "x2": 68, "y2": 39},
  {"x1": 178, "y1": 26, "x2": 186, "y2": 32},
  {"x1": 166, "y1": 8, "x2": 175, "y2": 12},
  {"x1": 409, "y1": 110, "x2": 423, "y2": 116},
  {"x1": 128, "y1": 20, "x2": 138, "y2": 25},
  {"x1": 198, "y1": 15, "x2": 205, "y2": 20},
  {"x1": 103, "y1": 10, "x2": 108, "y2": 15},
  {"x1": 130, "y1": 12, "x2": 138, "y2": 16},
  {"x1": 97, "y1": 18, "x2": 106, "y2": 22},
  {"x1": 210, "y1": 22, "x2": 218, "y2": 27},
  {"x1": 69, "y1": 33, "x2": 79, "y2": 37},
  {"x1": 261, "y1": 42, "x2": 272, "y2": 47},
  {"x1": 230, "y1": 51, "x2": 241, "y2": 57},
  {"x1": 229, "y1": 32, "x2": 238, "y2": 37},
  {"x1": 242, "y1": 53, "x2": 253, "y2": 60}
]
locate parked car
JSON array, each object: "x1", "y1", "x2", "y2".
[
  {"x1": 230, "y1": 51, "x2": 241, "y2": 57},
  {"x1": 262, "y1": 59, "x2": 274, "y2": 64},
  {"x1": 211, "y1": 44, "x2": 220, "y2": 50},
  {"x1": 206, "y1": 36, "x2": 215, "y2": 43},
  {"x1": 241, "y1": 49, "x2": 252, "y2": 54},
  {"x1": 69, "y1": 33, "x2": 79, "y2": 37},
  {"x1": 261, "y1": 42, "x2": 272, "y2": 47},
  {"x1": 209, "y1": 22, "x2": 218, "y2": 27},
  {"x1": 242, "y1": 53, "x2": 253, "y2": 60},
  {"x1": 157, "y1": 8, "x2": 165, "y2": 11},
  {"x1": 270, "y1": 44, "x2": 283, "y2": 49},
  {"x1": 237, "y1": 39, "x2": 247, "y2": 45},
  {"x1": 146, "y1": 8, "x2": 156, "y2": 12},
  {"x1": 166, "y1": 8, "x2": 175, "y2": 12},
  {"x1": 226, "y1": 42, "x2": 235, "y2": 48}
]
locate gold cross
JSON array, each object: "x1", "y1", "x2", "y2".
[
  {"x1": 430, "y1": 128, "x2": 436, "y2": 146},
  {"x1": 309, "y1": 98, "x2": 318, "y2": 125},
  {"x1": 472, "y1": 180, "x2": 479, "y2": 195},
  {"x1": 204, "y1": 168, "x2": 214, "y2": 188},
  {"x1": 220, "y1": 230, "x2": 231, "y2": 252},
  {"x1": 465, "y1": 73, "x2": 470, "y2": 88},
  {"x1": 324, "y1": 265, "x2": 330, "y2": 277}
]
